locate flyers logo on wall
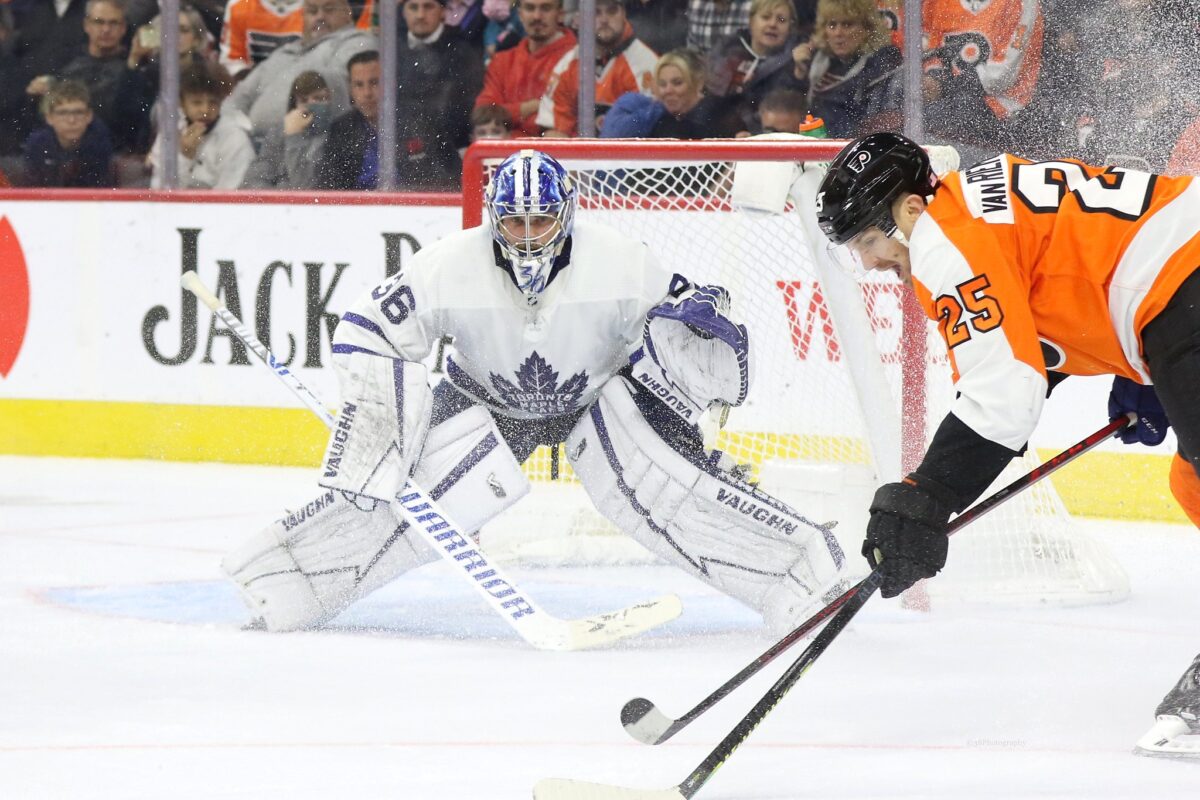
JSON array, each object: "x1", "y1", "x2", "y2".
[{"x1": 0, "y1": 217, "x2": 30, "y2": 378}]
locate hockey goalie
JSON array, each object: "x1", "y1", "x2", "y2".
[{"x1": 221, "y1": 149, "x2": 848, "y2": 636}]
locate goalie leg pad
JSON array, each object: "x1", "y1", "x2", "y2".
[
  {"x1": 320, "y1": 353, "x2": 433, "y2": 502},
  {"x1": 224, "y1": 405, "x2": 530, "y2": 631},
  {"x1": 566, "y1": 378, "x2": 846, "y2": 627},
  {"x1": 222, "y1": 490, "x2": 419, "y2": 631}
]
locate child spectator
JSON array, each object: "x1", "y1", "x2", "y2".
[
  {"x1": 149, "y1": 62, "x2": 255, "y2": 189},
  {"x1": 1, "y1": 0, "x2": 89, "y2": 155},
  {"x1": 223, "y1": 0, "x2": 376, "y2": 143},
  {"x1": 757, "y1": 86, "x2": 806, "y2": 133},
  {"x1": 470, "y1": 103, "x2": 515, "y2": 141},
  {"x1": 242, "y1": 70, "x2": 332, "y2": 188},
  {"x1": 314, "y1": 49, "x2": 381, "y2": 190},
  {"x1": 26, "y1": 0, "x2": 153, "y2": 153},
  {"x1": 22, "y1": 80, "x2": 114, "y2": 187}
]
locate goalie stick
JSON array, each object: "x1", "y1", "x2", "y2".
[
  {"x1": 181, "y1": 270, "x2": 682, "y2": 651},
  {"x1": 533, "y1": 416, "x2": 1132, "y2": 799}
]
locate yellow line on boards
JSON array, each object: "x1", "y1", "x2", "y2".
[
  {"x1": 1, "y1": 398, "x2": 327, "y2": 466},
  {"x1": 0, "y1": 399, "x2": 1187, "y2": 523},
  {"x1": 1035, "y1": 448, "x2": 1186, "y2": 524}
]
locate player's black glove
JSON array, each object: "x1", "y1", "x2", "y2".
[
  {"x1": 863, "y1": 476, "x2": 956, "y2": 598},
  {"x1": 1108, "y1": 376, "x2": 1169, "y2": 446}
]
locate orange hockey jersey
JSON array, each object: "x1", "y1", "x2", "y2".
[
  {"x1": 911, "y1": 154, "x2": 1200, "y2": 451},
  {"x1": 535, "y1": 22, "x2": 657, "y2": 136},
  {"x1": 220, "y1": 0, "x2": 303, "y2": 73},
  {"x1": 476, "y1": 29, "x2": 578, "y2": 138},
  {"x1": 882, "y1": 0, "x2": 1043, "y2": 119},
  {"x1": 220, "y1": 0, "x2": 375, "y2": 74}
]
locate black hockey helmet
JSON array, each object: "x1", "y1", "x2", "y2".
[{"x1": 816, "y1": 133, "x2": 937, "y2": 246}]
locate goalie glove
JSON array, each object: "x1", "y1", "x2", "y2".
[{"x1": 643, "y1": 284, "x2": 751, "y2": 411}]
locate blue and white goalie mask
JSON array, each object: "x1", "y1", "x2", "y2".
[{"x1": 485, "y1": 150, "x2": 576, "y2": 302}]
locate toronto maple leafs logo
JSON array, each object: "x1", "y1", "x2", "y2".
[{"x1": 491, "y1": 352, "x2": 589, "y2": 416}]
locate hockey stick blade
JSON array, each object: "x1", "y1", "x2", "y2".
[
  {"x1": 181, "y1": 270, "x2": 682, "y2": 651},
  {"x1": 530, "y1": 594, "x2": 684, "y2": 651},
  {"x1": 620, "y1": 579, "x2": 858, "y2": 745},
  {"x1": 618, "y1": 415, "x2": 1133, "y2": 744},
  {"x1": 533, "y1": 778, "x2": 686, "y2": 800}
]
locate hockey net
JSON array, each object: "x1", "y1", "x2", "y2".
[{"x1": 460, "y1": 139, "x2": 1128, "y2": 607}]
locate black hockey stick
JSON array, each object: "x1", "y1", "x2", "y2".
[
  {"x1": 619, "y1": 415, "x2": 1134, "y2": 747},
  {"x1": 534, "y1": 569, "x2": 887, "y2": 800}
]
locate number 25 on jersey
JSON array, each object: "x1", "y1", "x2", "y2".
[{"x1": 936, "y1": 274, "x2": 1004, "y2": 349}]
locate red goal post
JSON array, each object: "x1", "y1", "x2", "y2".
[{"x1": 460, "y1": 138, "x2": 1129, "y2": 606}]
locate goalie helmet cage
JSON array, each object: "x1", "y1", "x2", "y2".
[{"x1": 461, "y1": 138, "x2": 1129, "y2": 607}]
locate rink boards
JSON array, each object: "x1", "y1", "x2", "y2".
[{"x1": 0, "y1": 191, "x2": 1184, "y2": 522}]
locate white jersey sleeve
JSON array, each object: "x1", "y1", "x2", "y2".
[{"x1": 332, "y1": 266, "x2": 439, "y2": 363}]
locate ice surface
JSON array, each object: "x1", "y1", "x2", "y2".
[{"x1": 2, "y1": 456, "x2": 1199, "y2": 799}]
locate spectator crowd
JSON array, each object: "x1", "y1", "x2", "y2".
[{"x1": 1, "y1": 0, "x2": 1198, "y2": 190}]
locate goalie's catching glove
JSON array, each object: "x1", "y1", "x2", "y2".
[
  {"x1": 644, "y1": 284, "x2": 750, "y2": 409},
  {"x1": 1108, "y1": 376, "x2": 1170, "y2": 446},
  {"x1": 864, "y1": 476, "x2": 956, "y2": 598}
]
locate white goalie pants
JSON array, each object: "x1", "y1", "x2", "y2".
[
  {"x1": 566, "y1": 378, "x2": 849, "y2": 632},
  {"x1": 222, "y1": 405, "x2": 529, "y2": 630}
]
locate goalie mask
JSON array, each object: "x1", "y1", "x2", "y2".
[{"x1": 486, "y1": 150, "x2": 577, "y2": 304}]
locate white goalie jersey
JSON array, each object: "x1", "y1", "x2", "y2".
[{"x1": 333, "y1": 221, "x2": 679, "y2": 420}]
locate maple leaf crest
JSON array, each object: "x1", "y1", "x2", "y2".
[{"x1": 491, "y1": 351, "x2": 589, "y2": 415}]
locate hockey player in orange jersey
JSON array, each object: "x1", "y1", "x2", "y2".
[
  {"x1": 880, "y1": 0, "x2": 1043, "y2": 120},
  {"x1": 815, "y1": 132, "x2": 1200, "y2": 757},
  {"x1": 220, "y1": 0, "x2": 375, "y2": 75}
]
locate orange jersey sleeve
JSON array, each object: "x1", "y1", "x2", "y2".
[
  {"x1": 911, "y1": 153, "x2": 1200, "y2": 449},
  {"x1": 537, "y1": 50, "x2": 579, "y2": 134},
  {"x1": 219, "y1": 0, "x2": 303, "y2": 73},
  {"x1": 535, "y1": 29, "x2": 656, "y2": 135},
  {"x1": 924, "y1": 0, "x2": 1043, "y2": 118},
  {"x1": 355, "y1": 0, "x2": 375, "y2": 29}
]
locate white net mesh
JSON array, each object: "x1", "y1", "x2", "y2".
[{"x1": 469, "y1": 143, "x2": 1128, "y2": 606}]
